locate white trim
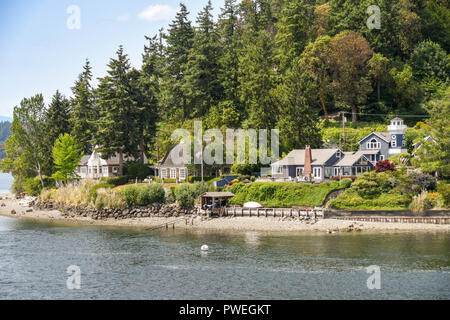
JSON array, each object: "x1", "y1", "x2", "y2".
[
  {"x1": 179, "y1": 168, "x2": 186, "y2": 180},
  {"x1": 161, "y1": 168, "x2": 167, "y2": 178},
  {"x1": 170, "y1": 168, "x2": 176, "y2": 179}
]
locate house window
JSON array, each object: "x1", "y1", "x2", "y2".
[
  {"x1": 161, "y1": 168, "x2": 167, "y2": 178},
  {"x1": 333, "y1": 167, "x2": 340, "y2": 176},
  {"x1": 81, "y1": 167, "x2": 86, "y2": 174},
  {"x1": 392, "y1": 139, "x2": 397, "y2": 147},
  {"x1": 367, "y1": 139, "x2": 381, "y2": 150},
  {"x1": 380, "y1": 155, "x2": 385, "y2": 160},
  {"x1": 313, "y1": 167, "x2": 322, "y2": 179},
  {"x1": 170, "y1": 168, "x2": 176, "y2": 179},
  {"x1": 179, "y1": 168, "x2": 186, "y2": 180},
  {"x1": 296, "y1": 167, "x2": 303, "y2": 176},
  {"x1": 113, "y1": 167, "x2": 118, "y2": 173},
  {"x1": 272, "y1": 166, "x2": 283, "y2": 174}
]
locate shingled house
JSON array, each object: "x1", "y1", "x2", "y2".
[
  {"x1": 154, "y1": 143, "x2": 189, "y2": 181},
  {"x1": 76, "y1": 148, "x2": 147, "y2": 180},
  {"x1": 271, "y1": 117, "x2": 408, "y2": 181}
]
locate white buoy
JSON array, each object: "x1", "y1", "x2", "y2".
[{"x1": 201, "y1": 244, "x2": 209, "y2": 252}]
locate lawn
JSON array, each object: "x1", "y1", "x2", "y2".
[{"x1": 228, "y1": 181, "x2": 346, "y2": 208}]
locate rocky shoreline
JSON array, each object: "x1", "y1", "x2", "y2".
[{"x1": 33, "y1": 199, "x2": 198, "y2": 220}]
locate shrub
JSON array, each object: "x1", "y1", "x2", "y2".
[
  {"x1": 162, "y1": 178, "x2": 177, "y2": 183},
  {"x1": 100, "y1": 176, "x2": 130, "y2": 187},
  {"x1": 332, "y1": 176, "x2": 357, "y2": 181},
  {"x1": 88, "y1": 183, "x2": 113, "y2": 204},
  {"x1": 122, "y1": 184, "x2": 165, "y2": 206},
  {"x1": 123, "y1": 185, "x2": 139, "y2": 206},
  {"x1": 23, "y1": 176, "x2": 54, "y2": 196},
  {"x1": 339, "y1": 178, "x2": 353, "y2": 188},
  {"x1": 95, "y1": 189, "x2": 126, "y2": 210},
  {"x1": 408, "y1": 172, "x2": 436, "y2": 192},
  {"x1": 173, "y1": 184, "x2": 195, "y2": 207},
  {"x1": 409, "y1": 191, "x2": 433, "y2": 214},
  {"x1": 437, "y1": 183, "x2": 450, "y2": 206},
  {"x1": 124, "y1": 162, "x2": 152, "y2": 180},
  {"x1": 375, "y1": 160, "x2": 395, "y2": 172},
  {"x1": 329, "y1": 189, "x2": 411, "y2": 210},
  {"x1": 188, "y1": 176, "x2": 214, "y2": 183}
]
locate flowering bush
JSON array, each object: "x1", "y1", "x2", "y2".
[{"x1": 375, "y1": 160, "x2": 395, "y2": 172}]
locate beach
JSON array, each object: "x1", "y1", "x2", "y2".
[{"x1": 1, "y1": 193, "x2": 449, "y2": 233}]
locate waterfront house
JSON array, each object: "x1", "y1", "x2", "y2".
[
  {"x1": 271, "y1": 117, "x2": 408, "y2": 181},
  {"x1": 154, "y1": 143, "x2": 189, "y2": 181},
  {"x1": 76, "y1": 148, "x2": 147, "y2": 180}
]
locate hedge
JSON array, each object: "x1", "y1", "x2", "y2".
[{"x1": 122, "y1": 184, "x2": 165, "y2": 206}]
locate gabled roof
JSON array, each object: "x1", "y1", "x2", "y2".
[
  {"x1": 335, "y1": 151, "x2": 371, "y2": 167},
  {"x1": 158, "y1": 143, "x2": 189, "y2": 168},
  {"x1": 358, "y1": 131, "x2": 390, "y2": 144},
  {"x1": 201, "y1": 192, "x2": 235, "y2": 198},
  {"x1": 273, "y1": 148, "x2": 341, "y2": 166}
]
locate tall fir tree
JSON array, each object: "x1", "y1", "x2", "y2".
[
  {"x1": 184, "y1": 0, "x2": 222, "y2": 119},
  {"x1": 238, "y1": 0, "x2": 278, "y2": 130},
  {"x1": 70, "y1": 59, "x2": 96, "y2": 154},
  {"x1": 95, "y1": 46, "x2": 137, "y2": 175},
  {"x1": 161, "y1": 3, "x2": 194, "y2": 121},
  {"x1": 45, "y1": 90, "x2": 71, "y2": 156}
]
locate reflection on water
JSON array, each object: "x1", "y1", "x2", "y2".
[{"x1": 0, "y1": 216, "x2": 449, "y2": 300}]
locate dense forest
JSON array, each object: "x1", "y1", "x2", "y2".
[
  {"x1": 0, "y1": 121, "x2": 12, "y2": 159},
  {"x1": 1, "y1": 0, "x2": 449, "y2": 193}
]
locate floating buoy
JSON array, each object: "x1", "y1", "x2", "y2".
[{"x1": 201, "y1": 244, "x2": 209, "y2": 252}]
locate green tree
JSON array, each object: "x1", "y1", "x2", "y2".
[
  {"x1": 299, "y1": 35, "x2": 333, "y2": 122},
  {"x1": 1, "y1": 95, "x2": 50, "y2": 188},
  {"x1": 410, "y1": 40, "x2": 450, "y2": 82},
  {"x1": 275, "y1": 59, "x2": 323, "y2": 151},
  {"x1": 161, "y1": 3, "x2": 194, "y2": 121},
  {"x1": 52, "y1": 133, "x2": 83, "y2": 184},
  {"x1": 70, "y1": 59, "x2": 96, "y2": 153},
  {"x1": 184, "y1": 0, "x2": 222, "y2": 118},
  {"x1": 45, "y1": 90, "x2": 71, "y2": 157},
  {"x1": 412, "y1": 87, "x2": 450, "y2": 178},
  {"x1": 330, "y1": 31, "x2": 373, "y2": 122},
  {"x1": 368, "y1": 53, "x2": 390, "y2": 102},
  {"x1": 238, "y1": 0, "x2": 278, "y2": 130},
  {"x1": 95, "y1": 46, "x2": 138, "y2": 175}
]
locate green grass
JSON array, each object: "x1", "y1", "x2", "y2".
[{"x1": 228, "y1": 181, "x2": 345, "y2": 208}]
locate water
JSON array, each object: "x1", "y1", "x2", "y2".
[
  {"x1": 0, "y1": 172, "x2": 13, "y2": 194},
  {"x1": 0, "y1": 216, "x2": 448, "y2": 300}
]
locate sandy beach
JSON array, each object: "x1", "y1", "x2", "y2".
[{"x1": 0, "y1": 193, "x2": 449, "y2": 233}]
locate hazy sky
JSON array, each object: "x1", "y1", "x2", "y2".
[{"x1": 0, "y1": 0, "x2": 223, "y2": 118}]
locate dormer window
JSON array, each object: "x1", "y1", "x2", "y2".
[
  {"x1": 367, "y1": 139, "x2": 381, "y2": 149},
  {"x1": 336, "y1": 151, "x2": 342, "y2": 159}
]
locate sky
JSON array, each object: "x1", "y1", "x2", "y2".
[{"x1": 0, "y1": 0, "x2": 223, "y2": 119}]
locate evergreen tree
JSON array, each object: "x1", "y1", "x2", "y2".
[
  {"x1": 45, "y1": 90, "x2": 71, "y2": 155},
  {"x1": 95, "y1": 46, "x2": 137, "y2": 175},
  {"x1": 184, "y1": 0, "x2": 222, "y2": 119},
  {"x1": 70, "y1": 59, "x2": 95, "y2": 154},
  {"x1": 162, "y1": 3, "x2": 194, "y2": 121},
  {"x1": 238, "y1": 0, "x2": 278, "y2": 130}
]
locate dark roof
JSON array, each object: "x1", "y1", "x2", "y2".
[{"x1": 272, "y1": 149, "x2": 340, "y2": 166}]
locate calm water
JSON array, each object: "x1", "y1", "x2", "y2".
[
  {"x1": 0, "y1": 172, "x2": 13, "y2": 194},
  {"x1": 0, "y1": 216, "x2": 449, "y2": 300}
]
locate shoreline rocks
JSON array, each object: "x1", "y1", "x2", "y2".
[{"x1": 33, "y1": 200, "x2": 197, "y2": 220}]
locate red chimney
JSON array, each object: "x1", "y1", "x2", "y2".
[{"x1": 303, "y1": 145, "x2": 312, "y2": 180}]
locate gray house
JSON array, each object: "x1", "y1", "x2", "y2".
[{"x1": 271, "y1": 117, "x2": 408, "y2": 181}]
